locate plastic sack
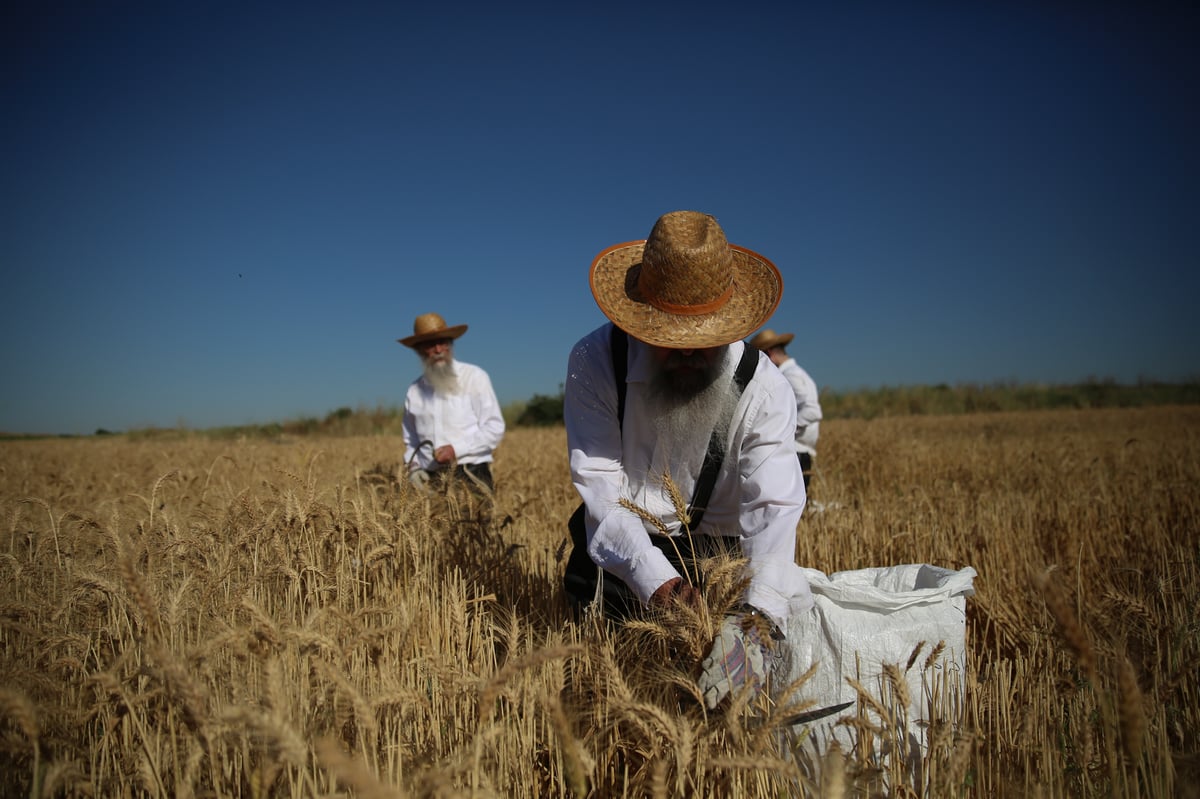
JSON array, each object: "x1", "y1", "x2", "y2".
[{"x1": 774, "y1": 564, "x2": 976, "y2": 761}]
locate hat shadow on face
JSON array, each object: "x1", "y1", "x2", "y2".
[{"x1": 623, "y1": 264, "x2": 646, "y2": 304}]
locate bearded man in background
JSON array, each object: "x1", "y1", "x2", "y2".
[{"x1": 398, "y1": 312, "x2": 505, "y2": 494}]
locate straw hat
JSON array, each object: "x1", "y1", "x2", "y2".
[
  {"x1": 749, "y1": 328, "x2": 794, "y2": 351},
  {"x1": 589, "y1": 211, "x2": 782, "y2": 349},
  {"x1": 397, "y1": 312, "x2": 468, "y2": 348}
]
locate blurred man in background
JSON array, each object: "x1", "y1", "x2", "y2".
[
  {"x1": 749, "y1": 328, "x2": 822, "y2": 494},
  {"x1": 398, "y1": 312, "x2": 505, "y2": 494}
]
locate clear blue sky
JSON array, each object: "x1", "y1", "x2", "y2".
[{"x1": 3, "y1": 2, "x2": 1197, "y2": 435}]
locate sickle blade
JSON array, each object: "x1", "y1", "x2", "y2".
[{"x1": 784, "y1": 700, "x2": 854, "y2": 725}]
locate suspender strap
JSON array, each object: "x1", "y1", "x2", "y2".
[
  {"x1": 684, "y1": 341, "x2": 758, "y2": 532},
  {"x1": 732, "y1": 340, "x2": 760, "y2": 394},
  {"x1": 607, "y1": 324, "x2": 759, "y2": 534},
  {"x1": 611, "y1": 325, "x2": 629, "y2": 430}
]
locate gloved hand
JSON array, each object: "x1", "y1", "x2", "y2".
[
  {"x1": 698, "y1": 614, "x2": 771, "y2": 710},
  {"x1": 408, "y1": 469, "x2": 432, "y2": 492}
]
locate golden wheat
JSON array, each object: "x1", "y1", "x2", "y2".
[
  {"x1": 0, "y1": 407, "x2": 1194, "y2": 797},
  {"x1": 1116, "y1": 653, "x2": 1146, "y2": 763}
]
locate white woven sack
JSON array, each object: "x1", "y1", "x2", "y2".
[{"x1": 776, "y1": 564, "x2": 977, "y2": 759}]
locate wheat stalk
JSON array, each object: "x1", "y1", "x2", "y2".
[
  {"x1": 661, "y1": 472, "x2": 691, "y2": 529},
  {"x1": 545, "y1": 693, "x2": 592, "y2": 797},
  {"x1": 314, "y1": 735, "x2": 404, "y2": 799},
  {"x1": 39, "y1": 759, "x2": 87, "y2": 799},
  {"x1": 20, "y1": 496, "x2": 64, "y2": 569},
  {"x1": 1116, "y1": 654, "x2": 1145, "y2": 762},
  {"x1": 883, "y1": 662, "x2": 911, "y2": 710},
  {"x1": 0, "y1": 687, "x2": 40, "y2": 745},
  {"x1": 146, "y1": 642, "x2": 210, "y2": 738},
  {"x1": 846, "y1": 676, "x2": 891, "y2": 722},
  {"x1": 905, "y1": 640, "x2": 927, "y2": 672},
  {"x1": 217, "y1": 704, "x2": 308, "y2": 767},
  {"x1": 479, "y1": 644, "x2": 582, "y2": 720},
  {"x1": 820, "y1": 743, "x2": 847, "y2": 799},
  {"x1": 618, "y1": 497, "x2": 671, "y2": 536},
  {"x1": 116, "y1": 536, "x2": 163, "y2": 641},
  {"x1": 310, "y1": 657, "x2": 379, "y2": 741},
  {"x1": 706, "y1": 753, "x2": 803, "y2": 782},
  {"x1": 923, "y1": 640, "x2": 947, "y2": 672},
  {"x1": 1034, "y1": 569, "x2": 1097, "y2": 683}
]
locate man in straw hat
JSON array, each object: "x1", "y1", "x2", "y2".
[
  {"x1": 748, "y1": 328, "x2": 822, "y2": 493},
  {"x1": 562, "y1": 210, "x2": 813, "y2": 710},
  {"x1": 398, "y1": 312, "x2": 505, "y2": 494}
]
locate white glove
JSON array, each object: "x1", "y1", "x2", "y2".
[
  {"x1": 698, "y1": 614, "x2": 770, "y2": 710},
  {"x1": 408, "y1": 469, "x2": 431, "y2": 492}
]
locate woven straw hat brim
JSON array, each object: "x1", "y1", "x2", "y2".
[
  {"x1": 590, "y1": 241, "x2": 783, "y2": 349},
  {"x1": 751, "y1": 330, "x2": 794, "y2": 350},
  {"x1": 397, "y1": 325, "x2": 468, "y2": 348}
]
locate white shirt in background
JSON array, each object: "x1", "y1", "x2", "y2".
[
  {"x1": 402, "y1": 360, "x2": 505, "y2": 470},
  {"x1": 778, "y1": 357, "x2": 822, "y2": 457}
]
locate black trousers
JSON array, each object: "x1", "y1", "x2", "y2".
[
  {"x1": 799, "y1": 452, "x2": 813, "y2": 492},
  {"x1": 430, "y1": 463, "x2": 494, "y2": 493},
  {"x1": 562, "y1": 504, "x2": 741, "y2": 621}
]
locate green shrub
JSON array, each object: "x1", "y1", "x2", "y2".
[{"x1": 516, "y1": 392, "x2": 564, "y2": 426}]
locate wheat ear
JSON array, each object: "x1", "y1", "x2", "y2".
[
  {"x1": 1116, "y1": 654, "x2": 1145, "y2": 762},
  {"x1": 1034, "y1": 569, "x2": 1097, "y2": 683}
]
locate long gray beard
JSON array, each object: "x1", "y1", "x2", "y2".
[
  {"x1": 423, "y1": 358, "x2": 460, "y2": 395},
  {"x1": 644, "y1": 349, "x2": 739, "y2": 467}
]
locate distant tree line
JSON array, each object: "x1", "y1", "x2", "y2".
[
  {"x1": 499, "y1": 378, "x2": 1200, "y2": 426},
  {"x1": 513, "y1": 393, "x2": 564, "y2": 427},
  {"x1": 15, "y1": 379, "x2": 1191, "y2": 442},
  {"x1": 820, "y1": 378, "x2": 1200, "y2": 419}
]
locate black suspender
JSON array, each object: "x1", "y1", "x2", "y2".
[
  {"x1": 611, "y1": 324, "x2": 629, "y2": 433},
  {"x1": 688, "y1": 341, "x2": 757, "y2": 531},
  {"x1": 608, "y1": 324, "x2": 758, "y2": 534}
]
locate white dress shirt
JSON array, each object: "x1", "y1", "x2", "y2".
[
  {"x1": 777, "y1": 357, "x2": 822, "y2": 456},
  {"x1": 402, "y1": 360, "x2": 505, "y2": 470},
  {"x1": 565, "y1": 324, "x2": 813, "y2": 630}
]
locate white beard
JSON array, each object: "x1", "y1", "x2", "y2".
[
  {"x1": 423, "y1": 358, "x2": 460, "y2": 395},
  {"x1": 643, "y1": 348, "x2": 739, "y2": 466}
]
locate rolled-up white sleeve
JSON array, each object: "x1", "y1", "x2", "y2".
[
  {"x1": 565, "y1": 327, "x2": 679, "y2": 604},
  {"x1": 733, "y1": 363, "x2": 814, "y2": 630}
]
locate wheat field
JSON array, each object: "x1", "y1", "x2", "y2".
[{"x1": 0, "y1": 405, "x2": 1196, "y2": 797}]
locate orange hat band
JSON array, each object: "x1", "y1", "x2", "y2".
[{"x1": 648, "y1": 282, "x2": 734, "y2": 316}]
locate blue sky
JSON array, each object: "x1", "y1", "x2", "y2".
[{"x1": 3, "y1": 2, "x2": 1197, "y2": 435}]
